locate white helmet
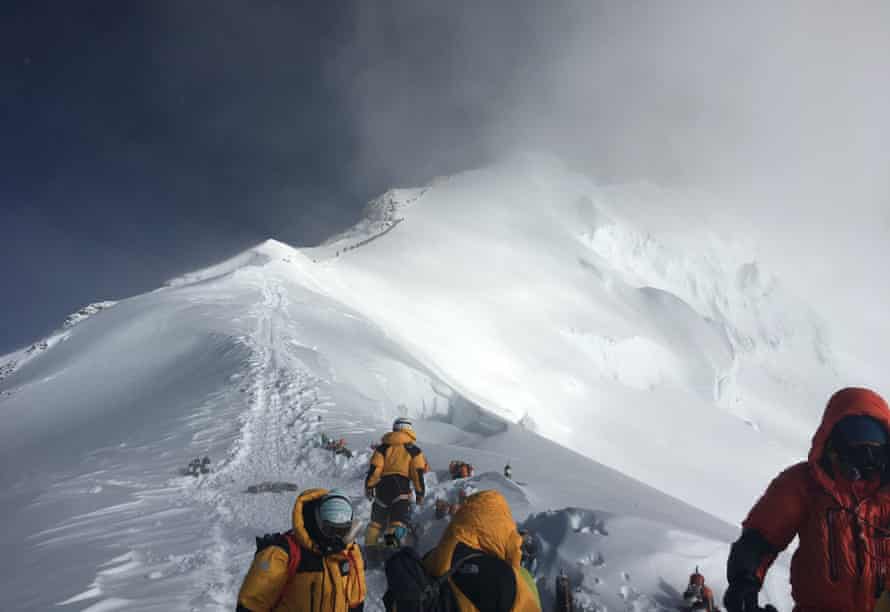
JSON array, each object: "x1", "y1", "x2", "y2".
[{"x1": 392, "y1": 417, "x2": 413, "y2": 433}]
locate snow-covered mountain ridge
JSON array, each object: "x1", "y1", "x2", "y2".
[
  {"x1": 5, "y1": 156, "x2": 848, "y2": 519},
  {"x1": 1, "y1": 155, "x2": 859, "y2": 611},
  {"x1": 237, "y1": 156, "x2": 839, "y2": 520},
  {"x1": 0, "y1": 300, "x2": 117, "y2": 386}
]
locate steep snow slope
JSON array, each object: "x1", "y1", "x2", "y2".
[
  {"x1": 292, "y1": 155, "x2": 847, "y2": 522},
  {"x1": 1, "y1": 245, "x2": 794, "y2": 611},
  {"x1": 0, "y1": 252, "x2": 437, "y2": 610},
  {"x1": 1, "y1": 156, "x2": 861, "y2": 610}
]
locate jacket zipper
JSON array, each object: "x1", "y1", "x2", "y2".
[
  {"x1": 877, "y1": 513, "x2": 890, "y2": 598},
  {"x1": 827, "y1": 508, "x2": 840, "y2": 581},
  {"x1": 851, "y1": 512, "x2": 865, "y2": 579},
  {"x1": 310, "y1": 581, "x2": 317, "y2": 612}
]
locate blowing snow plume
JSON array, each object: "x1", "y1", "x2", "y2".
[{"x1": 332, "y1": 1, "x2": 890, "y2": 367}]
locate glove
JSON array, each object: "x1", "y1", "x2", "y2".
[
  {"x1": 415, "y1": 495, "x2": 424, "y2": 507},
  {"x1": 365, "y1": 488, "x2": 374, "y2": 501},
  {"x1": 723, "y1": 577, "x2": 762, "y2": 612}
]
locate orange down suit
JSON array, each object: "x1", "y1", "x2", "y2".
[
  {"x1": 423, "y1": 490, "x2": 541, "y2": 612},
  {"x1": 743, "y1": 387, "x2": 890, "y2": 612},
  {"x1": 237, "y1": 489, "x2": 366, "y2": 612}
]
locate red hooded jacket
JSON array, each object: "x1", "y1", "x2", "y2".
[{"x1": 743, "y1": 387, "x2": 890, "y2": 612}]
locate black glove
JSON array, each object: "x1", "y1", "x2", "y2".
[
  {"x1": 725, "y1": 529, "x2": 778, "y2": 612},
  {"x1": 724, "y1": 577, "x2": 771, "y2": 612}
]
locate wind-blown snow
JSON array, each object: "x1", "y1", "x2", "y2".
[
  {"x1": 293, "y1": 155, "x2": 843, "y2": 521},
  {"x1": 2, "y1": 155, "x2": 862, "y2": 611}
]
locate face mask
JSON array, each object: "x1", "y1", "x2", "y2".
[
  {"x1": 318, "y1": 518, "x2": 361, "y2": 555},
  {"x1": 838, "y1": 443, "x2": 888, "y2": 480},
  {"x1": 319, "y1": 536, "x2": 347, "y2": 555}
]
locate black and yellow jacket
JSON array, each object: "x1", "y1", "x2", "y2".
[
  {"x1": 423, "y1": 490, "x2": 541, "y2": 612},
  {"x1": 237, "y1": 489, "x2": 366, "y2": 612},
  {"x1": 365, "y1": 430, "x2": 427, "y2": 501}
]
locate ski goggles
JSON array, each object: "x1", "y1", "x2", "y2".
[
  {"x1": 315, "y1": 492, "x2": 358, "y2": 541},
  {"x1": 319, "y1": 519, "x2": 357, "y2": 540}
]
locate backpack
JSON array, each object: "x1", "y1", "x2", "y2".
[
  {"x1": 383, "y1": 547, "x2": 483, "y2": 612},
  {"x1": 255, "y1": 531, "x2": 302, "y2": 608}
]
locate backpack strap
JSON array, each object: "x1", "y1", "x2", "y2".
[
  {"x1": 344, "y1": 547, "x2": 366, "y2": 606},
  {"x1": 406, "y1": 444, "x2": 422, "y2": 457},
  {"x1": 272, "y1": 532, "x2": 302, "y2": 610},
  {"x1": 284, "y1": 532, "x2": 301, "y2": 577}
]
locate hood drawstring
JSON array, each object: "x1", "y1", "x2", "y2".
[
  {"x1": 321, "y1": 553, "x2": 330, "y2": 612},
  {"x1": 319, "y1": 547, "x2": 364, "y2": 611},
  {"x1": 345, "y1": 548, "x2": 365, "y2": 607}
]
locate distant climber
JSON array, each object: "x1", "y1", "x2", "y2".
[
  {"x1": 184, "y1": 456, "x2": 211, "y2": 477},
  {"x1": 434, "y1": 488, "x2": 473, "y2": 521},
  {"x1": 725, "y1": 387, "x2": 890, "y2": 612},
  {"x1": 681, "y1": 567, "x2": 718, "y2": 611},
  {"x1": 449, "y1": 460, "x2": 474, "y2": 480},
  {"x1": 504, "y1": 463, "x2": 513, "y2": 480},
  {"x1": 364, "y1": 417, "x2": 428, "y2": 550},
  {"x1": 519, "y1": 528, "x2": 539, "y2": 576},
  {"x1": 236, "y1": 488, "x2": 365, "y2": 612},
  {"x1": 320, "y1": 434, "x2": 353, "y2": 458},
  {"x1": 435, "y1": 498, "x2": 453, "y2": 520}
]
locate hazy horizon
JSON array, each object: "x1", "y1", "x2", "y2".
[{"x1": 4, "y1": 1, "x2": 889, "y2": 354}]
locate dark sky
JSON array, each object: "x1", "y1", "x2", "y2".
[
  {"x1": 3, "y1": 1, "x2": 889, "y2": 354},
  {"x1": 0, "y1": 2, "x2": 555, "y2": 352},
  {"x1": 2, "y1": 3, "x2": 354, "y2": 351}
]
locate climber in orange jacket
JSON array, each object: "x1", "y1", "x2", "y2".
[
  {"x1": 683, "y1": 567, "x2": 718, "y2": 611},
  {"x1": 420, "y1": 490, "x2": 541, "y2": 611},
  {"x1": 237, "y1": 488, "x2": 366, "y2": 612},
  {"x1": 364, "y1": 417, "x2": 428, "y2": 548},
  {"x1": 725, "y1": 387, "x2": 890, "y2": 612}
]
